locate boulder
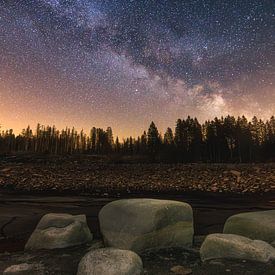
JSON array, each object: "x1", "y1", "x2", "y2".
[
  {"x1": 99, "y1": 198, "x2": 193, "y2": 253},
  {"x1": 223, "y1": 210, "x2": 275, "y2": 243},
  {"x1": 77, "y1": 248, "x2": 143, "y2": 275},
  {"x1": 25, "y1": 213, "x2": 93, "y2": 250},
  {"x1": 200, "y1": 233, "x2": 275, "y2": 263}
]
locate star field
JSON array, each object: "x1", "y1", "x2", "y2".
[{"x1": 0, "y1": 0, "x2": 274, "y2": 137}]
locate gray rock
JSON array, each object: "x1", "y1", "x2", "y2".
[
  {"x1": 200, "y1": 233, "x2": 275, "y2": 263},
  {"x1": 77, "y1": 248, "x2": 143, "y2": 275},
  {"x1": 170, "y1": 265, "x2": 192, "y2": 274},
  {"x1": 99, "y1": 198, "x2": 193, "y2": 253},
  {"x1": 3, "y1": 263, "x2": 44, "y2": 275},
  {"x1": 25, "y1": 213, "x2": 93, "y2": 250},
  {"x1": 223, "y1": 210, "x2": 275, "y2": 243}
]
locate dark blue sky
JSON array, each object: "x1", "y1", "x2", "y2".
[{"x1": 0, "y1": 0, "x2": 274, "y2": 137}]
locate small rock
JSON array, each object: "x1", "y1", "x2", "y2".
[
  {"x1": 170, "y1": 265, "x2": 192, "y2": 274},
  {"x1": 230, "y1": 170, "x2": 241, "y2": 177},
  {"x1": 3, "y1": 263, "x2": 44, "y2": 275},
  {"x1": 209, "y1": 260, "x2": 225, "y2": 267}
]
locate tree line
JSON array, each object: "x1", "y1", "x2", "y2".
[{"x1": 0, "y1": 115, "x2": 274, "y2": 162}]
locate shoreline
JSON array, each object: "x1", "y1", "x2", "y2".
[
  {"x1": 1, "y1": 191, "x2": 275, "y2": 253},
  {"x1": 1, "y1": 155, "x2": 274, "y2": 254}
]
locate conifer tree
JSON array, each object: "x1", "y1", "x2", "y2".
[{"x1": 147, "y1": 121, "x2": 160, "y2": 158}]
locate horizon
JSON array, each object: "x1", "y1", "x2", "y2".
[{"x1": 1, "y1": 113, "x2": 274, "y2": 140}]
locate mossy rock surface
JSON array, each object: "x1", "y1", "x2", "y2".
[
  {"x1": 223, "y1": 210, "x2": 275, "y2": 243},
  {"x1": 25, "y1": 213, "x2": 93, "y2": 250},
  {"x1": 99, "y1": 198, "x2": 193, "y2": 253}
]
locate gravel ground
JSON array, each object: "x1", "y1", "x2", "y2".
[{"x1": 0, "y1": 154, "x2": 274, "y2": 194}]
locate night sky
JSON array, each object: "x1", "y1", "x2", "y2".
[{"x1": 0, "y1": 0, "x2": 274, "y2": 137}]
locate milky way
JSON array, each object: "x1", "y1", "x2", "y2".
[{"x1": 0, "y1": 0, "x2": 274, "y2": 137}]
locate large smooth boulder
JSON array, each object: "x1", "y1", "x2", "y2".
[
  {"x1": 200, "y1": 233, "x2": 275, "y2": 263},
  {"x1": 223, "y1": 210, "x2": 275, "y2": 243},
  {"x1": 77, "y1": 248, "x2": 143, "y2": 275},
  {"x1": 99, "y1": 199, "x2": 193, "y2": 253},
  {"x1": 25, "y1": 213, "x2": 93, "y2": 250}
]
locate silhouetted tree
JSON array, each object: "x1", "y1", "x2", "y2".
[
  {"x1": 147, "y1": 121, "x2": 160, "y2": 159},
  {"x1": 0, "y1": 115, "x2": 274, "y2": 162},
  {"x1": 164, "y1": 127, "x2": 174, "y2": 145}
]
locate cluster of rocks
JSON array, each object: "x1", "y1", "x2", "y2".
[
  {"x1": 3, "y1": 198, "x2": 275, "y2": 274},
  {"x1": 0, "y1": 157, "x2": 274, "y2": 194}
]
